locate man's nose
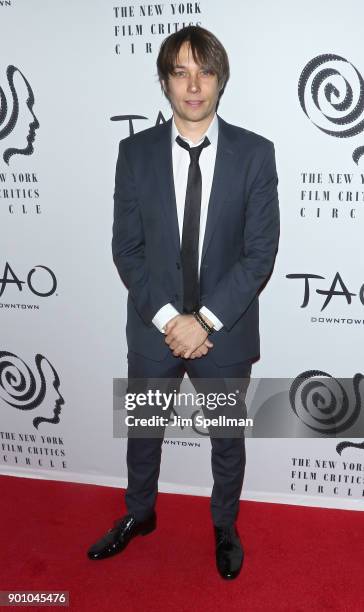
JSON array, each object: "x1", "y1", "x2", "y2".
[{"x1": 187, "y1": 74, "x2": 201, "y2": 92}]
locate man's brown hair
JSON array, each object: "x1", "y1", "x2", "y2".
[{"x1": 157, "y1": 26, "x2": 230, "y2": 98}]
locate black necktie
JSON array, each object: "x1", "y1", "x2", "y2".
[{"x1": 176, "y1": 135, "x2": 210, "y2": 313}]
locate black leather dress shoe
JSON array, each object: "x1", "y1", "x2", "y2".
[
  {"x1": 87, "y1": 512, "x2": 156, "y2": 560},
  {"x1": 214, "y1": 525, "x2": 244, "y2": 579}
]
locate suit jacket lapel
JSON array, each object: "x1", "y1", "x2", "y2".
[
  {"x1": 201, "y1": 115, "x2": 235, "y2": 263},
  {"x1": 152, "y1": 118, "x2": 180, "y2": 257}
]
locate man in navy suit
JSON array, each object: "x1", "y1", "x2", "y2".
[{"x1": 88, "y1": 25, "x2": 279, "y2": 579}]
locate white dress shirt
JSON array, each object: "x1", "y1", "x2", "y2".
[{"x1": 152, "y1": 113, "x2": 223, "y2": 333}]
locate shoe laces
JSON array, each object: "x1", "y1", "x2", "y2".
[{"x1": 112, "y1": 515, "x2": 134, "y2": 531}]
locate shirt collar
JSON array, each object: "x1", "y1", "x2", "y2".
[{"x1": 171, "y1": 113, "x2": 218, "y2": 149}]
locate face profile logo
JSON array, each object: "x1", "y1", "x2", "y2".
[
  {"x1": 0, "y1": 350, "x2": 64, "y2": 429},
  {"x1": 298, "y1": 54, "x2": 364, "y2": 165},
  {"x1": 336, "y1": 440, "x2": 364, "y2": 454},
  {"x1": 289, "y1": 369, "x2": 364, "y2": 456},
  {"x1": 0, "y1": 65, "x2": 39, "y2": 165}
]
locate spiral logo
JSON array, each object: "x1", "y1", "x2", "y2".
[
  {"x1": 298, "y1": 54, "x2": 364, "y2": 164},
  {"x1": 0, "y1": 350, "x2": 64, "y2": 428},
  {"x1": 0, "y1": 351, "x2": 43, "y2": 410},
  {"x1": 289, "y1": 370, "x2": 363, "y2": 434}
]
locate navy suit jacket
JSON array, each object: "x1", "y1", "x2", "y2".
[{"x1": 112, "y1": 114, "x2": 280, "y2": 366}]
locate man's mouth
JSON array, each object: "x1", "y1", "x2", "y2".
[{"x1": 185, "y1": 100, "x2": 204, "y2": 107}]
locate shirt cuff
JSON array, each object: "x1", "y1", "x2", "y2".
[
  {"x1": 199, "y1": 306, "x2": 223, "y2": 331},
  {"x1": 152, "y1": 303, "x2": 180, "y2": 334}
]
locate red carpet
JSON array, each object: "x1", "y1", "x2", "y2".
[{"x1": 0, "y1": 474, "x2": 363, "y2": 611}]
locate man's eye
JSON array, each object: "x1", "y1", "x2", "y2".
[
  {"x1": 174, "y1": 71, "x2": 186, "y2": 77},
  {"x1": 201, "y1": 69, "x2": 213, "y2": 76}
]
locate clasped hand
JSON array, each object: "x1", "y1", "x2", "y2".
[{"x1": 164, "y1": 314, "x2": 213, "y2": 359}]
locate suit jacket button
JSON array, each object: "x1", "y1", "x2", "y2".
[
  {"x1": 175, "y1": 294, "x2": 179, "y2": 300},
  {"x1": 176, "y1": 262, "x2": 181, "y2": 269}
]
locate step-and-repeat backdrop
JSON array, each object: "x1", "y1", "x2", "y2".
[{"x1": 1, "y1": 0, "x2": 363, "y2": 511}]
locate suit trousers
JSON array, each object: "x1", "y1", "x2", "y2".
[{"x1": 125, "y1": 347, "x2": 252, "y2": 527}]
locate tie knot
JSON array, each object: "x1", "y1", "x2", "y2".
[{"x1": 175, "y1": 135, "x2": 210, "y2": 162}]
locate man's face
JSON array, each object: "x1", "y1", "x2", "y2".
[{"x1": 162, "y1": 41, "x2": 220, "y2": 124}]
